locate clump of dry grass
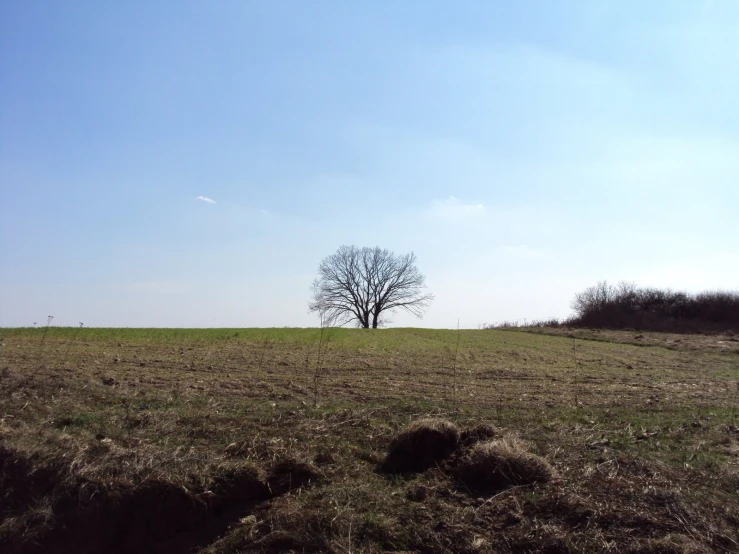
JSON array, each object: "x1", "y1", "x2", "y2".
[
  {"x1": 627, "y1": 533, "x2": 713, "y2": 554},
  {"x1": 460, "y1": 423, "x2": 498, "y2": 447},
  {"x1": 381, "y1": 418, "x2": 460, "y2": 473},
  {"x1": 455, "y1": 437, "x2": 554, "y2": 493},
  {"x1": 211, "y1": 464, "x2": 268, "y2": 502},
  {"x1": 267, "y1": 456, "x2": 321, "y2": 494}
]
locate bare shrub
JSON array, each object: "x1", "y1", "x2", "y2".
[
  {"x1": 381, "y1": 418, "x2": 460, "y2": 473},
  {"x1": 570, "y1": 281, "x2": 739, "y2": 333}
]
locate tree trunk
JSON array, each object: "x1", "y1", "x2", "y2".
[{"x1": 371, "y1": 311, "x2": 379, "y2": 328}]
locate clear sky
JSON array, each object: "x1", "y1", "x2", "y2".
[{"x1": 1, "y1": 1, "x2": 737, "y2": 328}]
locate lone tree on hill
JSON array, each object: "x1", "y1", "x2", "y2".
[{"x1": 309, "y1": 245, "x2": 434, "y2": 328}]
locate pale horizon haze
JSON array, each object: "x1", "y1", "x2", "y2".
[{"x1": 1, "y1": 1, "x2": 737, "y2": 328}]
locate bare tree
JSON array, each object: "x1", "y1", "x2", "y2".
[
  {"x1": 309, "y1": 245, "x2": 434, "y2": 328},
  {"x1": 570, "y1": 280, "x2": 616, "y2": 318}
]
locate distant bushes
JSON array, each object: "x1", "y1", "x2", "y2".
[
  {"x1": 482, "y1": 318, "x2": 565, "y2": 330},
  {"x1": 482, "y1": 282, "x2": 738, "y2": 333},
  {"x1": 569, "y1": 281, "x2": 739, "y2": 333}
]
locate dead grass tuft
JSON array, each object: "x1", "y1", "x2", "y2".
[
  {"x1": 460, "y1": 422, "x2": 498, "y2": 446},
  {"x1": 455, "y1": 437, "x2": 554, "y2": 493},
  {"x1": 405, "y1": 483, "x2": 429, "y2": 502},
  {"x1": 381, "y1": 418, "x2": 460, "y2": 473},
  {"x1": 267, "y1": 456, "x2": 321, "y2": 494},
  {"x1": 627, "y1": 534, "x2": 713, "y2": 554},
  {"x1": 212, "y1": 464, "x2": 269, "y2": 503}
]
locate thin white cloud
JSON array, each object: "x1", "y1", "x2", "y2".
[
  {"x1": 196, "y1": 196, "x2": 216, "y2": 204},
  {"x1": 427, "y1": 197, "x2": 485, "y2": 220}
]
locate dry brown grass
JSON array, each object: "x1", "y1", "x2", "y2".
[
  {"x1": 455, "y1": 436, "x2": 555, "y2": 493},
  {"x1": 0, "y1": 327, "x2": 737, "y2": 553},
  {"x1": 460, "y1": 422, "x2": 498, "y2": 446},
  {"x1": 529, "y1": 326, "x2": 739, "y2": 355},
  {"x1": 0, "y1": 441, "x2": 321, "y2": 554},
  {"x1": 627, "y1": 533, "x2": 714, "y2": 554},
  {"x1": 381, "y1": 418, "x2": 460, "y2": 473}
]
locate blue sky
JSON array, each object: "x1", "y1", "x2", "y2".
[{"x1": 1, "y1": 0, "x2": 737, "y2": 328}]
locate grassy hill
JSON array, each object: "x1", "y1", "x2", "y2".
[{"x1": 1, "y1": 327, "x2": 737, "y2": 553}]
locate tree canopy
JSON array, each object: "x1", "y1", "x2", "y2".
[{"x1": 309, "y1": 245, "x2": 434, "y2": 328}]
